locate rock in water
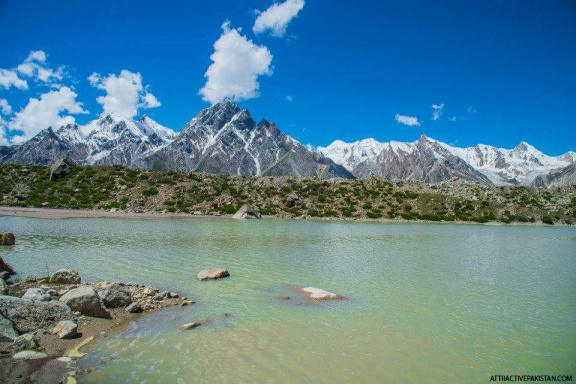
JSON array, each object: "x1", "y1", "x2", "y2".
[
  {"x1": 50, "y1": 158, "x2": 72, "y2": 181},
  {"x1": 232, "y1": 204, "x2": 261, "y2": 219},
  {"x1": 22, "y1": 288, "x2": 51, "y2": 301},
  {"x1": 98, "y1": 282, "x2": 131, "y2": 308},
  {"x1": 0, "y1": 296, "x2": 74, "y2": 333},
  {"x1": 0, "y1": 257, "x2": 16, "y2": 275},
  {"x1": 0, "y1": 314, "x2": 19, "y2": 341},
  {"x1": 301, "y1": 287, "x2": 344, "y2": 300},
  {"x1": 60, "y1": 286, "x2": 111, "y2": 319},
  {"x1": 51, "y1": 320, "x2": 78, "y2": 339},
  {"x1": 197, "y1": 269, "x2": 230, "y2": 281},
  {"x1": 50, "y1": 269, "x2": 81, "y2": 284},
  {"x1": 0, "y1": 233, "x2": 15, "y2": 245},
  {"x1": 13, "y1": 333, "x2": 38, "y2": 351}
]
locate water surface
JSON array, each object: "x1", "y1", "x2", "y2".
[{"x1": 1, "y1": 216, "x2": 574, "y2": 383}]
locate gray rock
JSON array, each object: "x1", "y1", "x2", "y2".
[
  {"x1": 13, "y1": 333, "x2": 38, "y2": 351},
  {"x1": 285, "y1": 193, "x2": 302, "y2": 208},
  {"x1": 197, "y1": 269, "x2": 230, "y2": 281},
  {"x1": 50, "y1": 269, "x2": 81, "y2": 284},
  {"x1": 0, "y1": 256, "x2": 16, "y2": 275},
  {"x1": 13, "y1": 350, "x2": 47, "y2": 359},
  {"x1": 22, "y1": 288, "x2": 50, "y2": 301},
  {"x1": 0, "y1": 271, "x2": 10, "y2": 281},
  {"x1": 0, "y1": 295, "x2": 75, "y2": 333},
  {"x1": 0, "y1": 279, "x2": 7, "y2": 295},
  {"x1": 0, "y1": 232, "x2": 15, "y2": 245},
  {"x1": 125, "y1": 302, "x2": 142, "y2": 313},
  {"x1": 0, "y1": 314, "x2": 19, "y2": 341},
  {"x1": 98, "y1": 282, "x2": 131, "y2": 308},
  {"x1": 51, "y1": 320, "x2": 77, "y2": 339},
  {"x1": 60, "y1": 286, "x2": 111, "y2": 319},
  {"x1": 232, "y1": 204, "x2": 261, "y2": 219},
  {"x1": 50, "y1": 158, "x2": 71, "y2": 181}
]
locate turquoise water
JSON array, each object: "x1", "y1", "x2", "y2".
[{"x1": 1, "y1": 216, "x2": 575, "y2": 383}]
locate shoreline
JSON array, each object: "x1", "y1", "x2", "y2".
[{"x1": 0, "y1": 206, "x2": 568, "y2": 227}]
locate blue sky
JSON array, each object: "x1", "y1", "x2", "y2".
[{"x1": 0, "y1": 0, "x2": 575, "y2": 155}]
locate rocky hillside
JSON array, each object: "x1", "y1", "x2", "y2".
[{"x1": 1, "y1": 164, "x2": 574, "y2": 225}]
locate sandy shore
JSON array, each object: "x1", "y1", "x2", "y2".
[{"x1": 0, "y1": 206, "x2": 215, "y2": 220}]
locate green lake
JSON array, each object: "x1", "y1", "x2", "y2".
[{"x1": 1, "y1": 216, "x2": 574, "y2": 383}]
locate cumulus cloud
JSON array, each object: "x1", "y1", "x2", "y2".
[
  {"x1": 467, "y1": 106, "x2": 477, "y2": 114},
  {"x1": 431, "y1": 103, "x2": 444, "y2": 121},
  {"x1": 9, "y1": 86, "x2": 87, "y2": 140},
  {"x1": 200, "y1": 21, "x2": 273, "y2": 104},
  {"x1": 0, "y1": 99, "x2": 12, "y2": 115},
  {"x1": 395, "y1": 114, "x2": 421, "y2": 127},
  {"x1": 0, "y1": 117, "x2": 9, "y2": 146},
  {"x1": 89, "y1": 70, "x2": 161, "y2": 118},
  {"x1": 448, "y1": 116, "x2": 456, "y2": 122},
  {"x1": 16, "y1": 50, "x2": 64, "y2": 84},
  {"x1": 253, "y1": 0, "x2": 305, "y2": 37},
  {"x1": 0, "y1": 68, "x2": 28, "y2": 90},
  {"x1": 286, "y1": 95, "x2": 293, "y2": 102}
]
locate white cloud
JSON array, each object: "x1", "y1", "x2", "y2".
[
  {"x1": 448, "y1": 116, "x2": 456, "y2": 122},
  {"x1": 304, "y1": 143, "x2": 316, "y2": 152},
  {"x1": 253, "y1": 0, "x2": 305, "y2": 37},
  {"x1": 0, "y1": 68, "x2": 28, "y2": 90},
  {"x1": 431, "y1": 103, "x2": 444, "y2": 121},
  {"x1": 395, "y1": 114, "x2": 421, "y2": 127},
  {"x1": 16, "y1": 50, "x2": 64, "y2": 84},
  {"x1": 286, "y1": 95, "x2": 293, "y2": 101},
  {"x1": 9, "y1": 86, "x2": 87, "y2": 140},
  {"x1": 0, "y1": 99, "x2": 12, "y2": 115},
  {"x1": 0, "y1": 116, "x2": 9, "y2": 146},
  {"x1": 200, "y1": 21, "x2": 273, "y2": 104},
  {"x1": 89, "y1": 70, "x2": 161, "y2": 118},
  {"x1": 467, "y1": 106, "x2": 477, "y2": 114}
]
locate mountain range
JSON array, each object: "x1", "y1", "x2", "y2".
[{"x1": 1, "y1": 101, "x2": 574, "y2": 187}]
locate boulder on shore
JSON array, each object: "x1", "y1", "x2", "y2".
[
  {"x1": 12, "y1": 350, "x2": 47, "y2": 360},
  {"x1": 0, "y1": 233, "x2": 15, "y2": 245},
  {"x1": 301, "y1": 287, "x2": 344, "y2": 300},
  {"x1": 50, "y1": 269, "x2": 81, "y2": 284},
  {"x1": 22, "y1": 288, "x2": 50, "y2": 301},
  {"x1": 0, "y1": 295, "x2": 75, "y2": 333},
  {"x1": 50, "y1": 158, "x2": 71, "y2": 181},
  {"x1": 232, "y1": 204, "x2": 261, "y2": 219},
  {"x1": 13, "y1": 333, "x2": 38, "y2": 351},
  {"x1": 1, "y1": 279, "x2": 7, "y2": 295},
  {"x1": 197, "y1": 269, "x2": 230, "y2": 281},
  {"x1": 51, "y1": 320, "x2": 78, "y2": 339},
  {"x1": 285, "y1": 193, "x2": 302, "y2": 208},
  {"x1": 60, "y1": 286, "x2": 111, "y2": 319},
  {"x1": 98, "y1": 283, "x2": 131, "y2": 308},
  {"x1": 0, "y1": 314, "x2": 19, "y2": 341}
]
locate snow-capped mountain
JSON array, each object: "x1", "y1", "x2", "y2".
[
  {"x1": 136, "y1": 101, "x2": 353, "y2": 178},
  {"x1": 318, "y1": 137, "x2": 575, "y2": 186},
  {"x1": 1, "y1": 114, "x2": 177, "y2": 166}
]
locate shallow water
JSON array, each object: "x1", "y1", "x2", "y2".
[{"x1": 1, "y1": 216, "x2": 575, "y2": 383}]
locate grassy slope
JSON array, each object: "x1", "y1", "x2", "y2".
[{"x1": 1, "y1": 164, "x2": 575, "y2": 225}]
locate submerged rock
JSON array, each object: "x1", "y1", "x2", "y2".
[
  {"x1": 50, "y1": 158, "x2": 71, "y2": 181},
  {"x1": 232, "y1": 204, "x2": 261, "y2": 219},
  {"x1": 301, "y1": 287, "x2": 344, "y2": 300},
  {"x1": 50, "y1": 269, "x2": 81, "y2": 284},
  {"x1": 178, "y1": 319, "x2": 210, "y2": 330},
  {"x1": 22, "y1": 288, "x2": 50, "y2": 302},
  {"x1": 98, "y1": 282, "x2": 131, "y2": 308},
  {"x1": 197, "y1": 269, "x2": 230, "y2": 281},
  {"x1": 0, "y1": 233, "x2": 15, "y2": 245},
  {"x1": 60, "y1": 286, "x2": 111, "y2": 319},
  {"x1": 51, "y1": 320, "x2": 78, "y2": 339},
  {"x1": 0, "y1": 295, "x2": 75, "y2": 333}
]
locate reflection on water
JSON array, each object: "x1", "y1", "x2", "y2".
[{"x1": 1, "y1": 217, "x2": 575, "y2": 383}]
